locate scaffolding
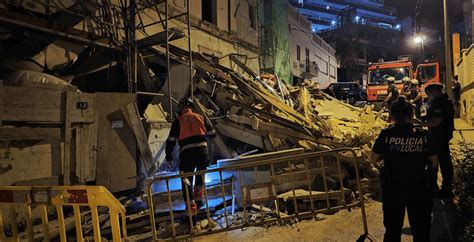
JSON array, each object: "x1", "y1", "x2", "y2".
[
  {"x1": 259, "y1": 0, "x2": 292, "y2": 83},
  {"x1": 0, "y1": 0, "x2": 194, "y2": 119},
  {"x1": 131, "y1": 0, "x2": 194, "y2": 119}
]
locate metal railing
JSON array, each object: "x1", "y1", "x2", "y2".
[
  {"x1": 146, "y1": 148, "x2": 372, "y2": 240},
  {"x1": 0, "y1": 185, "x2": 127, "y2": 242}
]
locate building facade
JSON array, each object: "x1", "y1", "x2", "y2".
[
  {"x1": 291, "y1": 0, "x2": 401, "y2": 81},
  {"x1": 288, "y1": 6, "x2": 339, "y2": 88},
  {"x1": 140, "y1": 0, "x2": 260, "y2": 72},
  {"x1": 464, "y1": 0, "x2": 474, "y2": 36}
]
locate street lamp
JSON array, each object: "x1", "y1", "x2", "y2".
[{"x1": 414, "y1": 35, "x2": 426, "y2": 61}]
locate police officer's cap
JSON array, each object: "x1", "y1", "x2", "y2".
[{"x1": 425, "y1": 83, "x2": 443, "y2": 92}]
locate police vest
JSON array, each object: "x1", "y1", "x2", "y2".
[{"x1": 178, "y1": 109, "x2": 206, "y2": 141}]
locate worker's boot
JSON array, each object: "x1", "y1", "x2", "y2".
[
  {"x1": 187, "y1": 200, "x2": 198, "y2": 216},
  {"x1": 194, "y1": 186, "x2": 204, "y2": 208}
]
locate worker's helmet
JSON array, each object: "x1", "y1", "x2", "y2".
[
  {"x1": 410, "y1": 79, "x2": 419, "y2": 85},
  {"x1": 402, "y1": 77, "x2": 411, "y2": 84},
  {"x1": 177, "y1": 97, "x2": 194, "y2": 113},
  {"x1": 387, "y1": 77, "x2": 395, "y2": 83}
]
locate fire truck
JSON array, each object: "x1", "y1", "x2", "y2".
[{"x1": 366, "y1": 58, "x2": 440, "y2": 102}]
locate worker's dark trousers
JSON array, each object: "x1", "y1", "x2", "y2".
[
  {"x1": 434, "y1": 141, "x2": 453, "y2": 192},
  {"x1": 382, "y1": 185, "x2": 433, "y2": 242},
  {"x1": 179, "y1": 146, "x2": 209, "y2": 204}
]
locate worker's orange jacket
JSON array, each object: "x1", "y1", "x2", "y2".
[{"x1": 166, "y1": 108, "x2": 216, "y2": 155}]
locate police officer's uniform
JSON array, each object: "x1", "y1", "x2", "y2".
[
  {"x1": 372, "y1": 123, "x2": 435, "y2": 241},
  {"x1": 425, "y1": 94, "x2": 455, "y2": 193}
]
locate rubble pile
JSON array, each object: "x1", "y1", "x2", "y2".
[{"x1": 189, "y1": 57, "x2": 388, "y2": 161}]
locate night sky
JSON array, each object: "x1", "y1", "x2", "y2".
[{"x1": 385, "y1": 0, "x2": 465, "y2": 31}]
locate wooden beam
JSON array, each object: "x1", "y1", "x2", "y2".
[
  {"x1": 121, "y1": 102, "x2": 155, "y2": 176},
  {"x1": 137, "y1": 28, "x2": 184, "y2": 48},
  {"x1": 0, "y1": 9, "x2": 122, "y2": 52},
  {"x1": 229, "y1": 54, "x2": 258, "y2": 78},
  {"x1": 215, "y1": 120, "x2": 275, "y2": 151},
  {"x1": 63, "y1": 93, "x2": 73, "y2": 185}
]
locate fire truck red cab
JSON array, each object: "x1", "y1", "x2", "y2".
[{"x1": 367, "y1": 60, "x2": 412, "y2": 102}]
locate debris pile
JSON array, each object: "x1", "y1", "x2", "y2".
[{"x1": 187, "y1": 56, "x2": 388, "y2": 161}]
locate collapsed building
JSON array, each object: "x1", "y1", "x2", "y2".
[{"x1": 0, "y1": 0, "x2": 387, "y2": 240}]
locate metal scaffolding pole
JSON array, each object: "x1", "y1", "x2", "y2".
[
  {"x1": 443, "y1": 0, "x2": 453, "y2": 98},
  {"x1": 126, "y1": 0, "x2": 137, "y2": 93},
  {"x1": 165, "y1": 0, "x2": 173, "y2": 119},
  {"x1": 187, "y1": 0, "x2": 194, "y2": 99}
]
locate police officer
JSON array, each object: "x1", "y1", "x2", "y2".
[
  {"x1": 165, "y1": 98, "x2": 216, "y2": 213},
  {"x1": 382, "y1": 77, "x2": 399, "y2": 111},
  {"x1": 420, "y1": 84, "x2": 455, "y2": 198},
  {"x1": 402, "y1": 76, "x2": 412, "y2": 96},
  {"x1": 368, "y1": 96, "x2": 437, "y2": 242}
]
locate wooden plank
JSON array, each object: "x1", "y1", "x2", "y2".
[
  {"x1": 122, "y1": 102, "x2": 155, "y2": 176},
  {"x1": 3, "y1": 86, "x2": 62, "y2": 122},
  {"x1": 2, "y1": 86, "x2": 96, "y2": 123},
  {"x1": 96, "y1": 93, "x2": 137, "y2": 192},
  {"x1": 229, "y1": 54, "x2": 258, "y2": 78},
  {"x1": 215, "y1": 120, "x2": 275, "y2": 151},
  {"x1": 0, "y1": 128, "x2": 61, "y2": 141},
  {"x1": 63, "y1": 93, "x2": 73, "y2": 185}
]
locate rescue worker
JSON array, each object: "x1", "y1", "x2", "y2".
[
  {"x1": 368, "y1": 96, "x2": 437, "y2": 242},
  {"x1": 165, "y1": 98, "x2": 216, "y2": 213},
  {"x1": 402, "y1": 76, "x2": 411, "y2": 96},
  {"x1": 419, "y1": 84, "x2": 455, "y2": 198},
  {"x1": 382, "y1": 77, "x2": 399, "y2": 111},
  {"x1": 408, "y1": 79, "x2": 423, "y2": 119}
]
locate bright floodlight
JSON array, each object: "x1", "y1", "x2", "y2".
[
  {"x1": 355, "y1": 16, "x2": 360, "y2": 21},
  {"x1": 395, "y1": 24, "x2": 401, "y2": 29},
  {"x1": 331, "y1": 20, "x2": 336, "y2": 25},
  {"x1": 414, "y1": 36, "x2": 423, "y2": 43}
]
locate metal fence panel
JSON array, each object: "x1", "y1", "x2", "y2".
[
  {"x1": 146, "y1": 148, "x2": 372, "y2": 241},
  {"x1": 0, "y1": 186, "x2": 127, "y2": 242}
]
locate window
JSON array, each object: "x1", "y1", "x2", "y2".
[
  {"x1": 330, "y1": 65, "x2": 336, "y2": 78},
  {"x1": 305, "y1": 48, "x2": 310, "y2": 72},
  {"x1": 416, "y1": 65, "x2": 437, "y2": 83},
  {"x1": 202, "y1": 0, "x2": 217, "y2": 25},
  {"x1": 248, "y1": 4, "x2": 257, "y2": 30},
  {"x1": 296, "y1": 45, "x2": 301, "y2": 61}
]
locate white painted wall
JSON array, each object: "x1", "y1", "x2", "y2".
[
  {"x1": 288, "y1": 7, "x2": 339, "y2": 88},
  {"x1": 152, "y1": 0, "x2": 260, "y2": 72}
]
